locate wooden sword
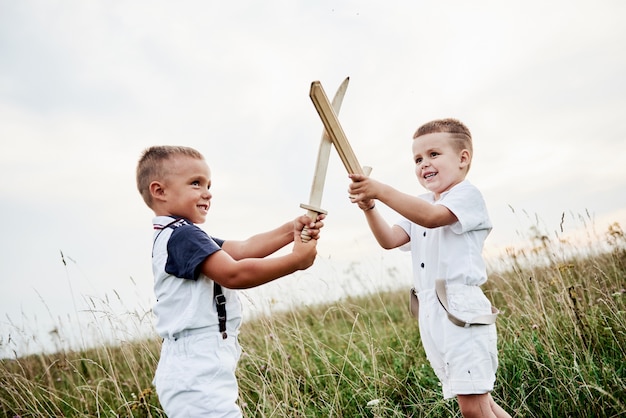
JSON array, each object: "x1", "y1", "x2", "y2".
[
  {"x1": 309, "y1": 80, "x2": 369, "y2": 176},
  {"x1": 300, "y1": 77, "x2": 350, "y2": 242}
]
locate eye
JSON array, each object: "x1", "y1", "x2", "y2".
[
  {"x1": 415, "y1": 157, "x2": 423, "y2": 164},
  {"x1": 430, "y1": 151, "x2": 439, "y2": 158},
  {"x1": 191, "y1": 180, "x2": 200, "y2": 186}
]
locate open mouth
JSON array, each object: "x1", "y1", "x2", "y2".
[{"x1": 424, "y1": 172, "x2": 437, "y2": 180}]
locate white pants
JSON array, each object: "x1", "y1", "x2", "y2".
[
  {"x1": 154, "y1": 331, "x2": 243, "y2": 417},
  {"x1": 417, "y1": 285, "x2": 498, "y2": 399}
]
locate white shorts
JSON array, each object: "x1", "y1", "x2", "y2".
[
  {"x1": 417, "y1": 284, "x2": 498, "y2": 399},
  {"x1": 154, "y1": 330, "x2": 243, "y2": 417}
]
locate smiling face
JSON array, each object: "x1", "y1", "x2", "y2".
[
  {"x1": 412, "y1": 132, "x2": 470, "y2": 200},
  {"x1": 151, "y1": 155, "x2": 213, "y2": 224}
]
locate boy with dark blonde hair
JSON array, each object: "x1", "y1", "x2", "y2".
[
  {"x1": 137, "y1": 145, "x2": 324, "y2": 417},
  {"x1": 348, "y1": 119, "x2": 511, "y2": 418}
]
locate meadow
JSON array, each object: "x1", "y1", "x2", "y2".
[{"x1": 0, "y1": 219, "x2": 624, "y2": 417}]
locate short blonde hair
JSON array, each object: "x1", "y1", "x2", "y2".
[
  {"x1": 413, "y1": 118, "x2": 473, "y2": 170},
  {"x1": 136, "y1": 145, "x2": 204, "y2": 208}
]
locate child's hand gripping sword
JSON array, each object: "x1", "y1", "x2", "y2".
[{"x1": 300, "y1": 77, "x2": 350, "y2": 242}]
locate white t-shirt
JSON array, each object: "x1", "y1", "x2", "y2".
[
  {"x1": 396, "y1": 180, "x2": 492, "y2": 292},
  {"x1": 151, "y1": 216, "x2": 243, "y2": 339}
]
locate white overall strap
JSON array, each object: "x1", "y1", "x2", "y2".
[{"x1": 435, "y1": 279, "x2": 499, "y2": 328}]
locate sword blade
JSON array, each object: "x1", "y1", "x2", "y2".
[
  {"x1": 306, "y1": 77, "x2": 349, "y2": 209},
  {"x1": 309, "y1": 80, "x2": 364, "y2": 175},
  {"x1": 300, "y1": 77, "x2": 350, "y2": 241}
]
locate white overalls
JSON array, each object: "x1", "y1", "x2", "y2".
[
  {"x1": 397, "y1": 180, "x2": 498, "y2": 399},
  {"x1": 151, "y1": 216, "x2": 243, "y2": 417}
]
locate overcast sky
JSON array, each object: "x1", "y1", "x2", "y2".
[{"x1": 1, "y1": 0, "x2": 625, "y2": 357}]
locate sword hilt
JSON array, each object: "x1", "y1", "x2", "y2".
[
  {"x1": 299, "y1": 204, "x2": 327, "y2": 243},
  {"x1": 348, "y1": 165, "x2": 373, "y2": 200}
]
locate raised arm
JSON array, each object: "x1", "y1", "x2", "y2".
[
  {"x1": 349, "y1": 173, "x2": 457, "y2": 229},
  {"x1": 222, "y1": 215, "x2": 324, "y2": 260},
  {"x1": 200, "y1": 225, "x2": 318, "y2": 289},
  {"x1": 360, "y1": 205, "x2": 410, "y2": 249}
]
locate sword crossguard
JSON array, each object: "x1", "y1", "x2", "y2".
[{"x1": 299, "y1": 204, "x2": 328, "y2": 243}]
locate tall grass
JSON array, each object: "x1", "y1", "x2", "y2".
[{"x1": 1, "y1": 219, "x2": 624, "y2": 417}]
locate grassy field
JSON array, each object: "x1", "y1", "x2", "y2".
[{"x1": 1, "y1": 221, "x2": 625, "y2": 417}]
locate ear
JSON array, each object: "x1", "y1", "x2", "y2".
[
  {"x1": 459, "y1": 149, "x2": 471, "y2": 169},
  {"x1": 149, "y1": 181, "x2": 167, "y2": 202}
]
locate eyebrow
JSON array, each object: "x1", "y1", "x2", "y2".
[{"x1": 189, "y1": 174, "x2": 210, "y2": 183}]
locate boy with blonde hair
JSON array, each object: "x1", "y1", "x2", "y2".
[
  {"x1": 348, "y1": 119, "x2": 511, "y2": 417},
  {"x1": 137, "y1": 145, "x2": 324, "y2": 417}
]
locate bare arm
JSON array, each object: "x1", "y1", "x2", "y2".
[
  {"x1": 360, "y1": 205, "x2": 410, "y2": 249},
  {"x1": 349, "y1": 174, "x2": 457, "y2": 229},
  {"x1": 200, "y1": 225, "x2": 318, "y2": 289},
  {"x1": 222, "y1": 215, "x2": 324, "y2": 260}
]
